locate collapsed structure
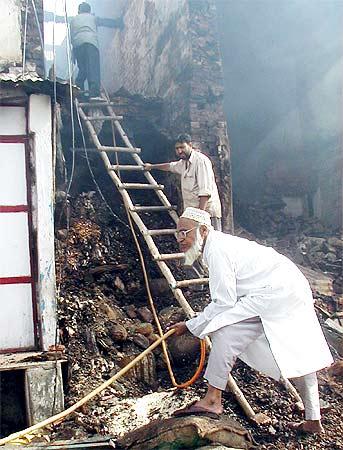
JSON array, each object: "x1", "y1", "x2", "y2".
[{"x1": 0, "y1": 0, "x2": 342, "y2": 448}]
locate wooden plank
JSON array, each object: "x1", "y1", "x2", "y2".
[
  {"x1": 120, "y1": 183, "x2": 164, "y2": 190},
  {"x1": 154, "y1": 253, "x2": 184, "y2": 261},
  {"x1": 79, "y1": 101, "x2": 118, "y2": 107},
  {"x1": 147, "y1": 229, "x2": 177, "y2": 236},
  {"x1": 132, "y1": 206, "x2": 176, "y2": 212},
  {"x1": 174, "y1": 278, "x2": 209, "y2": 288},
  {"x1": 98, "y1": 145, "x2": 141, "y2": 154},
  {"x1": 110, "y1": 165, "x2": 144, "y2": 171},
  {"x1": 85, "y1": 115, "x2": 123, "y2": 121}
]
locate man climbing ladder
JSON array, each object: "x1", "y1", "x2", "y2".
[{"x1": 69, "y1": 2, "x2": 123, "y2": 100}]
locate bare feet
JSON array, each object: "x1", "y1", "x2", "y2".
[{"x1": 288, "y1": 420, "x2": 324, "y2": 434}]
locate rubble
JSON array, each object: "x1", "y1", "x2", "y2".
[{"x1": 53, "y1": 192, "x2": 342, "y2": 449}]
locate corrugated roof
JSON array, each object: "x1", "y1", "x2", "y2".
[
  {"x1": 0, "y1": 72, "x2": 78, "y2": 99},
  {"x1": 0, "y1": 72, "x2": 45, "y2": 82}
]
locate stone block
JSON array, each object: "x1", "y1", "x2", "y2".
[{"x1": 25, "y1": 362, "x2": 64, "y2": 425}]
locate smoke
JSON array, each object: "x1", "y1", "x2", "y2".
[{"x1": 215, "y1": 0, "x2": 343, "y2": 200}]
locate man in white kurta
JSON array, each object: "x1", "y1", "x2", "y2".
[
  {"x1": 144, "y1": 133, "x2": 222, "y2": 230},
  {"x1": 172, "y1": 207, "x2": 333, "y2": 434}
]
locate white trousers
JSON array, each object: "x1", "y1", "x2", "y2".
[{"x1": 205, "y1": 317, "x2": 321, "y2": 420}]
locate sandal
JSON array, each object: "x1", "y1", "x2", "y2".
[{"x1": 172, "y1": 401, "x2": 221, "y2": 420}]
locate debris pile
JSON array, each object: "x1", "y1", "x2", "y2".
[{"x1": 54, "y1": 192, "x2": 342, "y2": 449}]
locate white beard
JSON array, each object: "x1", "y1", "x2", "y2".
[{"x1": 184, "y1": 228, "x2": 204, "y2": 267}]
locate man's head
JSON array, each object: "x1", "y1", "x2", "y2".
[
  {"x1": 176, "y1": 207, "x2": 212, "y2": 266},
  {"x1": 78, "y1": 2, "x2": 91, "y2": 14},
  {"x1": 175, "y1": 133, "x2": 192, "y2": 160}
]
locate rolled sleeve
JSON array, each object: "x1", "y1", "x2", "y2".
[{"x1": 196, "y1": 159, "x2": 212, "y2": 197}]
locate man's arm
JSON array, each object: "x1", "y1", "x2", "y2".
[
  {"x1": 186, "y1": 245, "x2": 237, "y2": 339},
  {"x1": 44, "y1": 13, "x2": 124, "y2": 29},
  {"x1": 144, "y1": 163, "x2": 171, "y2": 172},
  {"x1": 96, "y1": 17, "x2": 124, "y2": 29}
]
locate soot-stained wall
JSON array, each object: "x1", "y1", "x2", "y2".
[
  {"x1": 97, "y1": 0, "x2": 233, "y2": 231},
  {"x1": 216, "y1": 0, "x2": 342, "y2": 230}
]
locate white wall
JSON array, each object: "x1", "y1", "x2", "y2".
[
  {"x1": 29, "y1": 94, "x2": 57, "y2": 351},
  {"x1": 0, "y1": 106, "x2": 36, "y2": 350},
  {"x1": 0, "y1": 0, "x2": 22, "y2": 69}
]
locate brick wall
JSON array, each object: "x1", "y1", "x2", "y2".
[{"x1": 101, "y1": 0, "x2": 233, "y2": 230}]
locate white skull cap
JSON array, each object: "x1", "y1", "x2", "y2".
[{"x1": 180, "y1": 207, "x2": 212, "y2": 227}]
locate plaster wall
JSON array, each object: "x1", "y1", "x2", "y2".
[
  {"x1": 0, "y1": 0, "x2": 22, "y2": 70},
  {"x1": 29, "y1": 94, "x2": 56, "y2": 350}
]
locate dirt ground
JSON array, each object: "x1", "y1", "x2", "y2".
[{"x1": 52, "y1": 192, "x2": 342, "y2": 449}]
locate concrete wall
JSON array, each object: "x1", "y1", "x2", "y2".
[
  {"x1": 0, "y1": 0, "x2": 22, "y2": 70},
  {"x1": 0, "y1": 92, "x2": 56, "y2": 352},
  {"x1": 0, "y1": 0, "x2": 45, "y2": 76},
  {"x1": 29, "y1": 94, "x2": 57, "y2": 350}
]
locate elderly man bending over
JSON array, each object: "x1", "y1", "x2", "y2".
[{"x1": 171, "y1": 207, "x2": 333, "y2": 434}]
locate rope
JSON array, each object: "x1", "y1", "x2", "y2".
[
  {"x1": 0, "y1": 330, "x2": 176, "y2": 447},
  {"x1": 101, "y1": 88, "x2": 206, "y2": 388}
]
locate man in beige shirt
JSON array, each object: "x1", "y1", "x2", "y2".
[{"x1": 144, "y1": 134, "x2": 222, "y2": 230}]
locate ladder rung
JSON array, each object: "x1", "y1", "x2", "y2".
[
  {"x1": 154, "y1": 253, "x2": 184, "y2": 261},
  {"x1": 173, "y1": 278, "x2": 209, "y2": 289},
  {"x1": 120, "y1": 183, "x2": 164, "y2": 190},
  {"x1": 147, "y1": 229, "x2": 177, "y2": 236},
  {"x1": 110, "y1": 165, "x2": 144, "y2": 172},
  {"x1": 131, "y1": 206, "x2": 176, "y2": 212},
  {"x1": 85, "y1": 115, "x2": 123, "y2": 121},
  {"x1": 98, "y1": 146, "x2": 141, "y2": 154},
  {"x1": 79, "y1": 101, "x2": 118, "y2": 107}
]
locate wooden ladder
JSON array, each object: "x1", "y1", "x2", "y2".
[
  {"x1": 76, "y1": 97, "x2": 208, "y2": 318},
  {"x1": 76, "y1": 96, "x2": 295, "y2": 424}
]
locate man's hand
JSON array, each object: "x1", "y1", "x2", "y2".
[
  {"x1": 144, "y1": 163, "x2": 152, "y2": 171},
  {"x1": 169, "y1": 321, "x2": 188, "y2": 336}
]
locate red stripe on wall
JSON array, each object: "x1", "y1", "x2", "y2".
[
  {"x1": 0, "y1": 276, "x2": 32, "y2": 285},
  {"x1": 0, "y1": 135, "x2": 27, "y2": 143},
  {"x1": 0, "y1": 205, "x2": 28, "y2": 213}
]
